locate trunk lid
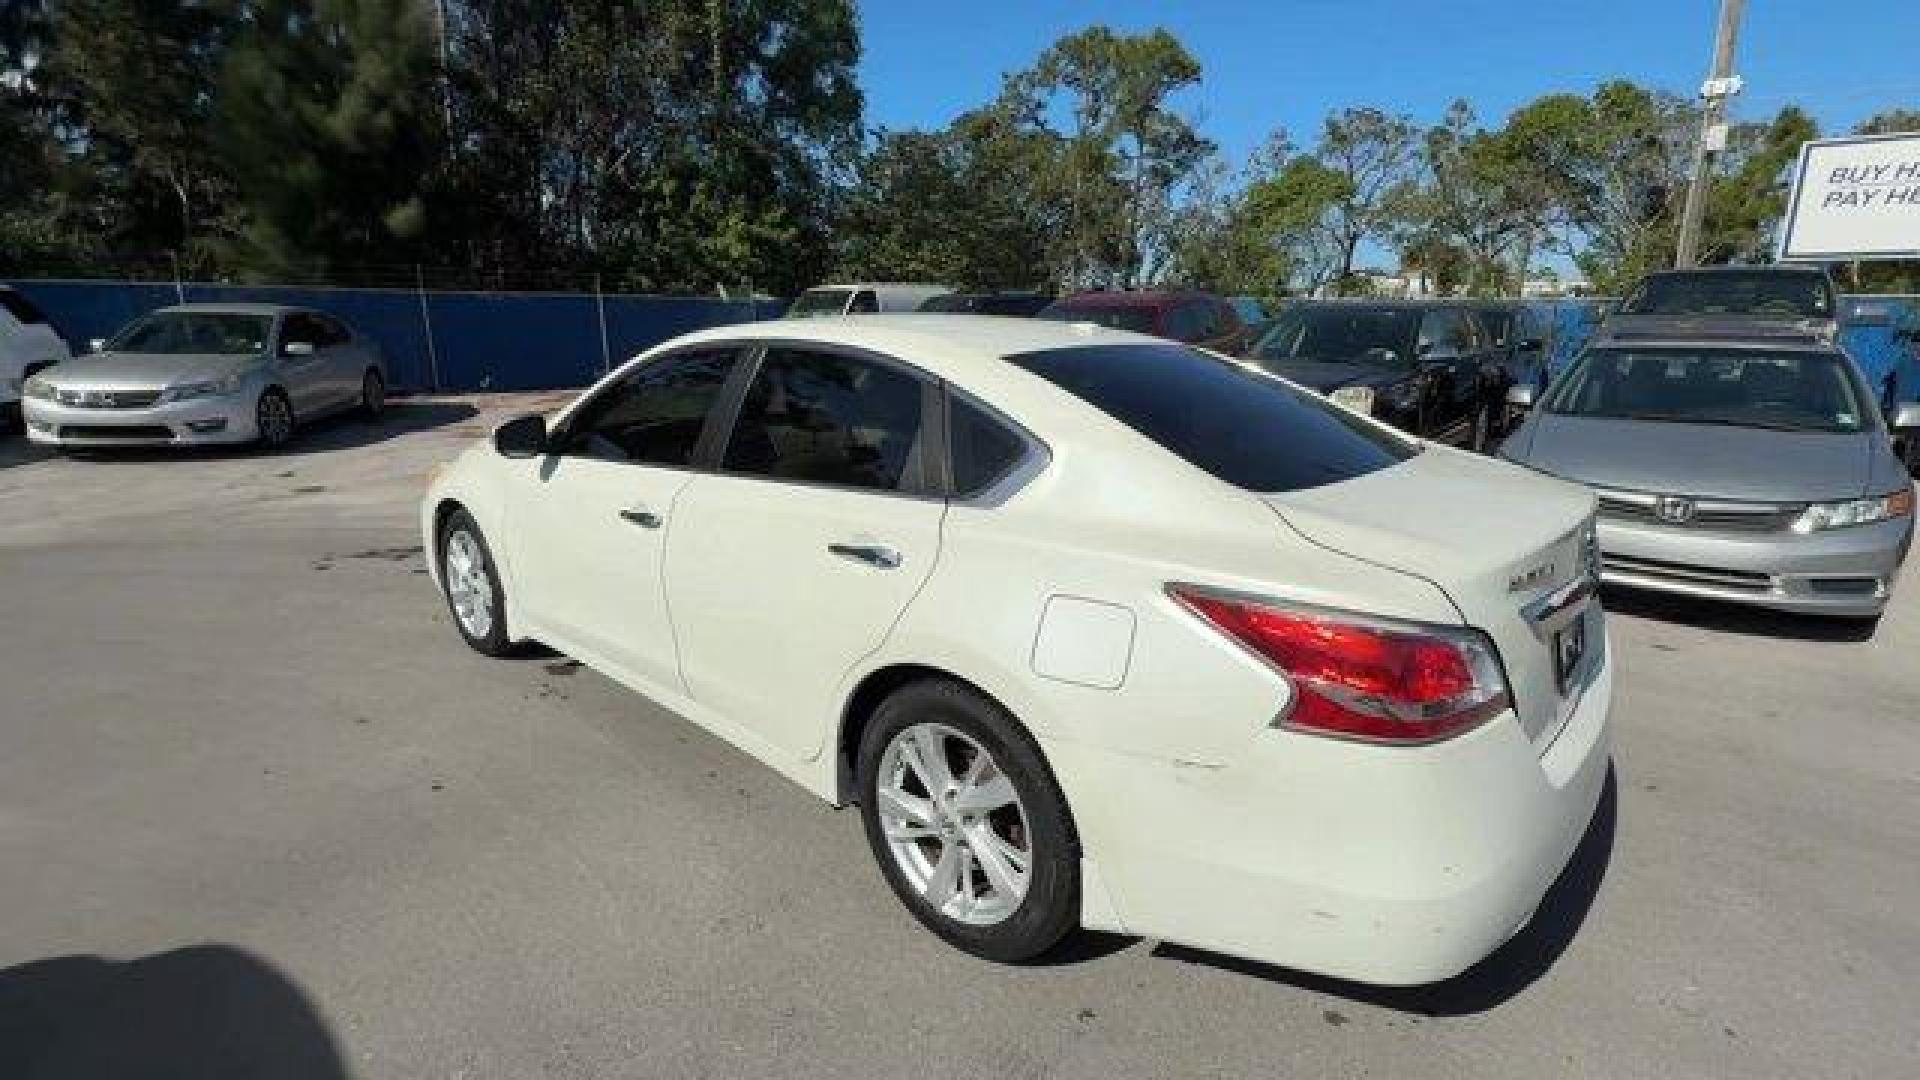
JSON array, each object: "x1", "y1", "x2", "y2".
[{"x1": 1263, "y1": 446, "x2": 1599, "y2": 750}]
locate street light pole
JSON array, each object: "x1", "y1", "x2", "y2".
[{"x1": 1675, "y1": 0, "x2": 1747, "y2": 267}]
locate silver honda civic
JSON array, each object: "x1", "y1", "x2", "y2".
[{"x1": 1501, "y1": 323, "x2": 1918, "y2": 620}]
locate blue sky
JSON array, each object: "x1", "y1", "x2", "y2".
[{"x1": 857, "y1": 0, "x2": 1918, "y2": 165}]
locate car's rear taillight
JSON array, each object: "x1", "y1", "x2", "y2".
[{"x1": 1169, "y1": 585, "x2": 1511, "y2": 745}]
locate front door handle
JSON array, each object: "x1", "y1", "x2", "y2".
[
  {"x1": 828, "y1": 542, "x2": 901, "y2": 569},
  {"x1": 618, "y1": 508, "x2": 662, "y2": 529}
]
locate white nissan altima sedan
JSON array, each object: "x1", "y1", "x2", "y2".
[{"x1": 421, "y1": 314, "x2": 1612, "y2": 985}]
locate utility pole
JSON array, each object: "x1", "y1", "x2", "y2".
[{"x1": 1675, "y1": 0, "x2": 1747, "y2": 267}]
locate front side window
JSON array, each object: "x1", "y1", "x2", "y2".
[
  {"x1": 723, "y1": 348, "x2": 928, "y2": 493},
  {"x1": 110, "y1": 311, "x2": 273, "y2": 356},
  {"x1": 1544, "y1": 347, "x2": 1871, "y2": 433},
  {"x1": 1249, "y1": 306, "x2": 1420, "y2": 367},
  {"x1": 848, "y1": 290, "x2": 880, "y2": 313},
  {"x1": 280, "y1": 314, "x2": 322, "y2": 352},
  {"x1": 1013, "y1": 342, "x2": 1417, "y2": 492},
  {"x1": 556, "y1": 348, "x2": 740, "y2": 465}
]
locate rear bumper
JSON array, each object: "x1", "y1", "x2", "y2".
[
  {"x1": 22, "y1": 395, "x2": 260, "y2": 447},
  {"x1": 1597, "y1": 515, "x2": 1912, "y2": 618},
  {"x1": 1051, "y1": 636, "x2": 1614, "y2": 986}
]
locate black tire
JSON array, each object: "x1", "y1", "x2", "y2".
[
  {"x1": 359, "y1": 369, "x2": 386, "y2": 422},
  {"x1": 1469, "y1": 401, "x2": 1493, "y2": 453},
  {"x1": 856, "y1": 679, "x2": 1079, "y2": 963},
  {"x1": 438, "y1": 508, "x2": 516, "y2": 657},
  {"x1": 255, "y1": 387, "x2": 295, "y2": 450}
]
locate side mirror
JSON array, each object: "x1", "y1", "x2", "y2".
[
  {"x1": 281, "y1": 340, "x2": 316, "y2": 357},
  {"x1": 1506, "y1": 383, "x2": 1538, "y2": 411},
  {"x1": 493, "y1": 413, "x2": 548, "y2": 458},
  {"x1": 88, "y1": 337, "x2": 106, "y2": 352},
  {"x1": 1890, "y1": 401, "x2": 1920, "y2": 431}
]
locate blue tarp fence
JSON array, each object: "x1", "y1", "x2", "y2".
[
  {"x1": 2, "y1": 279, "x2": 783, "y2": 392},
  {"x1": 1530, "y1": 294, "x2": 1920, "y2": 405}
]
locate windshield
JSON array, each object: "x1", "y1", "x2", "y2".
[
  {"x1": 1621, "y1": 271, "x2": 1834, "y2": 320},
  {"x1": 108, "y1": 311, "x2": 273, "y2": 355},
  {"x1": 1247, "y1": 306, "x2": 1419, "y2": 367},
  {"x1": 1036, "y1": 301, "x2": 1157, "y2": 334},
  {"x1": 786, "y1": 289, "x2": 850, "y2": 318},
  {"x1": 1544, "y1": 347, "x2": 1871, "y2": 433},
  {"x1": 1012, "y1": 342, "x2": 1417, "y2": 492}
]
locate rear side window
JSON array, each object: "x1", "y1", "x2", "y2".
[
  {"x1": 0, "y1": 290, "x2": 48, "y2": 325},
  {"x1": 723, "y1": 348, "x2": 929, "y2": 493},
  {"x1": 1012, "y1": 343, "x2": 1416, "y2": 492},
  {"x1": 848, "y1": 290, "x2": 879, "y2": 313},
  {"x1": 557, "y1": 348, "x2": 739, "y2": 466},
  {"x1": 948, "y1": 397, "x2": 1027, "y2": 496}
]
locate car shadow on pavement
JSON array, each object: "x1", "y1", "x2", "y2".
[
  {"x1": 13, "y1": 397, "x2": 481, "y2": 466},
  {"x1": 0, "y1": 944, "x2": 347, "y2": 1080},
  {"x1": 1600, "y1": 586, "x2": 1878, "y2": 643},
  {"x1": 1150, "y1": 766, "x2": 1619, "y2": 1016}
]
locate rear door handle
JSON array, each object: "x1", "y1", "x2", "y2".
[
  {"x1": 619, "y1": 508, "x2": 663, "y2": 529},
  {"x1": 828, "y1": 542, "x2": 901, "y2": 569}
]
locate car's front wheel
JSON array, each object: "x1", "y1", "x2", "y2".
[
  {"x1": 857, "y1": 679, "x2": 1079, "y2": 962},
  {"x1": 439, "y1": 509, "x2": 515, "y2": 656},
  {"x1": 255, "y1": 388, "x2": 295, "y2": 449}
]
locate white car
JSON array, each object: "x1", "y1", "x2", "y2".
[
  {"x1": 786, "y1": 282, "x2": 952, "y2": 317},
  {"x1": 1, "y1": 286, "x2": 73, "y2": 425},
  {"x1": 421, "y1": 315, "x2": 1612, "y2": 985}
]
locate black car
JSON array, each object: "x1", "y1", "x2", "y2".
[
  {"x1": 918, "y1": 291, "x2": 1054, "y2": 317},
  {"x1": 1470, "y1": 301, "x2": 1553, "y2": 430},
  {"x1": 1244, "y1": 300, "x2": 1508, "y2": 450}
]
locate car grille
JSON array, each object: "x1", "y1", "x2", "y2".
[
  {"x1": 1595, "y1": 488, "x2": 1803, "y2": 533},
  {"x1": 54, "y1": 388, "x2": 164, "y2": 410},
  {"x1": 1601, "y1": 553, "x2": 1772, "y2": 593},
  {"x1": 57, "y1": 424, "x2": 174, "y2": 441}
]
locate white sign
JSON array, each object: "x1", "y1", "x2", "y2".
[{"x1": 1778, "y1": 132, "x2": 1920, "y2": 261}]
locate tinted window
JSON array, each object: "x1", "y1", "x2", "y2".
[
  {"x1": 1013, "y1": 343, "x2": 1417, "y2": 492},
  {"x1": 312, "y1": 315, "x2": 350, "y2": 347},
  {"x1": 1545, "y1": 347, "x2": 1870, "y2": 433},
  {"x1": 557, "y1": 349, "x2": 739, "y2": 465},
  {"x1": 787, "y1": 289, "x2": 850, "y2": 318},
  {"x1": 280, "y1": 314, "x2": 321, "y2": 351},
  {"x1": 0, "y1": 289, "x2": 47, "y2": 325},
  {"x1": 979, "y1": 294, "x2": 1052, "y2": 317},
  {"x1": 1622, "y1": 270, "x2": 1835, "y2": 319},
  {"x1": 1480, "y1": 310, "x2": 1514, "y2": 348},
  {"x1": 1165, "y1": 301, "x2": 1209, "y2": 342},
  {"x1": 1037, "y1": 300, "x2": 1157, "y2": 334},
  {"x1": 1250, "y1": 306, "x2": 1420, "y2": 367},
  {"x1": 919, "y1": 293, "x2": 978, "y2": 312},
  {"x1": 949, "y1": 397, "x2": 1027, "y2": 496},
  {"x1": 1418, "y1": 310, "x2": 1466, "y2": 351},
  {"x1": 723, "y1": 348, "x2": 928, "y2": 492},
  {"x1": 848, "y1": 290, "x2": 879, "y2": 313}
]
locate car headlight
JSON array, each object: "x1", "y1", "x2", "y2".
[
  {"x1": 1329, "y1": 386, "x2": 1376, "y2": 414},
  {"x1": 159, "y1": 373, "x2": 245, "y2": 403},
  {"x1": 1790, "y1": 489, "x2": 1915, "y2": 533},
  {"x1": 23, "y1": 376, "x2": 55, "y2": 401}
]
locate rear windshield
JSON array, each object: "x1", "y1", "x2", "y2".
[
  {"x1": 786, "y1": 289, "x2": 850, "y2": 318},
  {"x1": 1011, "y1": 343, "x2": 1417, "y2": 492},
  {"x1": 1036, "y1": 301, "x2": 1157, "y2": 334},
  {"x1": 1621, "y1": 271, "x2": 1835, "y2": 320},
  {"x1": 1249, "y1": 305, "x2": 1420, "y2": 367}
]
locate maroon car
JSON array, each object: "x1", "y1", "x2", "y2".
[{"x1": 1037, "y1": 289, "x2": 1252, "y2": 353}]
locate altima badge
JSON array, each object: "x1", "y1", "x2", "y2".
[{"x1": 1508, "y1": 561, "x2": 1557, "y2": 593}]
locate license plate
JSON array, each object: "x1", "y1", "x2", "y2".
[{"x1": 1553, "y1": 613, "x2": 1588, "y2": 693}]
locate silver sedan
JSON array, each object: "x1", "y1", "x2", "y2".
[{"x1": 22, "y1": 303, "x2": 388, "y2": 450}]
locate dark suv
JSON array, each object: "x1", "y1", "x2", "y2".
[
  {"x1": 1244, "y1": 300, "x2": 1508, "y2": 450},
  {"x1": 1037, "y1": 289, "x2": 1251, "y2": 353}
]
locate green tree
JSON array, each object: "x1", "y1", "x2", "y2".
[
  {"x1": 1698, "y1": 105, "x2": 1818, "y2": 264},
  {"x1": 1855, "y1": 109, "x2": 1920, "y2": 136},
  {"x1": 38, "y1": 0, "x2": 239, "y2": 270},
  {"x1": 217, "y1": 0, "x2": 441, "y2": 280},
  {"x1": 1006, "y1": 25, "x2": 1212, "y2": 287}
]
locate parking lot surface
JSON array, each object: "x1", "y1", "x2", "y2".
[{"x1": 2, "y1": 397, "x2": 1917, "y2": 1079}]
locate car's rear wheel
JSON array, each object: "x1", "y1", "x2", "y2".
[
  {"x1": 359, "y1": 369, "x2": 386, "y2": 422},
  {"x1": 255, "y1": 388, "x2": 295, "y2": 449},
  {"x1": 857, "y1": 679, "x2": 1078, "y2": 962},
  {"x1": 439, "y1": 509, "x2": 514, "y2": 656}
]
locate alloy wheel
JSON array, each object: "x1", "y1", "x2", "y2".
[
  {"x1": 444, "y1": 529, "x2": 495, "y2": 639},
  {"x1": 875, "y1": 722, "x2": 1032, "y2": 927},
  {"x1": 257, "y1": 391, "x2": 294, "y2": 446}
]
